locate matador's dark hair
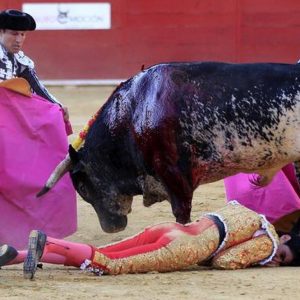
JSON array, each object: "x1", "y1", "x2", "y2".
[
  {"x1": 285, "y1": 234, "x2": 300, "y2": 266},
  {"x1": 284, "y1": 218, "x2": 300, "y2": 266}
]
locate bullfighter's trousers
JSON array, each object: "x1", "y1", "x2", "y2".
[
  {"x1": 28, "y1": 202, "x2": 278, "y2": 274},
  {"x1": 89, "y1": 201, "x2": 278, "y2": 274}
]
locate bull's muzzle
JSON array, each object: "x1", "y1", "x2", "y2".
[{"x1": 98, "y1": 212, "x2": 128, "y2": 233}]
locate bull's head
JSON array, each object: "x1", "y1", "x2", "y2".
[{"x1": 37, "y1": 145, "x2": 134, "y2": 233}]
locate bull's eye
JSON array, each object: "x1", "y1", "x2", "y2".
[
  {"x1": 78, "y1": 182, "x2": 87, "y2": 197},
  {"x1": 114, "y1": 203, "x2": 121, "y2": 211}
]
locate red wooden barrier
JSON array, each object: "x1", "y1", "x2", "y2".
[{"x1": 1, "y1": 0, "x2": 300, "y2": 80}]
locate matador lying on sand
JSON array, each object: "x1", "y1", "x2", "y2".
[{"x1": 1, "y1": 201, "x2": 300, "y2": 279}]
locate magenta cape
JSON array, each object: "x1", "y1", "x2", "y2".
[
  {"x1": 224, "y1": 164, "x2": 300, "y2": 223},
  {"x1": 0, "y1": 87, "x2": 77, "y2": 248}
]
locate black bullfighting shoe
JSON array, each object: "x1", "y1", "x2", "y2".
[
  {"x1": 0, "y1": 244, "x2": 18, "y2": 267},
  {"x1": 23, "y1": 230, "x2": 47, "y2": 279}
]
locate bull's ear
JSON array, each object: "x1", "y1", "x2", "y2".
[
  {"x1": 69, "y1": 145, "x2": 79, "y2": 164},
  {"x1": 69, "y1": 145, "x2": 87, "y2": 174},
  {"x1": 69, "y1": 144, "x2": 80, "y2": 164}
]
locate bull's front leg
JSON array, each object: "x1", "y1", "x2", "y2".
[
  {"x1": 170, "y1": 193, "x2": 192, "y2": 224},
  {"x1": 158, "y1": 168, "x2": 193, "y2": 224},
  {"x1": 148, "y1": 139, "x2": 194, "y2": 223}
]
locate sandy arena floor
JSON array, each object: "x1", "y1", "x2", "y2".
[{"x1": 1, "y1": 86, "x2": 300, "y2": 300}]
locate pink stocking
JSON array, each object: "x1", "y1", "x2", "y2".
[
  {"x1": 42, "y1": 237, "x2": 93, "y2": 267},
  {"x1": 6, "y1": 238, "x2": 92, "y2": 267}
]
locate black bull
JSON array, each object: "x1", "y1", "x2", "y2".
[{"x1": 39, "y1": 61, "x2": 300, "y2": 233}]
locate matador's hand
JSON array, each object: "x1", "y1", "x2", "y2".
[{"x1": 62, "y1": 106, "x2": 70, "y2": 122}]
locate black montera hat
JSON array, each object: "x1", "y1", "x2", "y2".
[{"x1": 0, "y1": 9, "x2": 36, "y2": 31}]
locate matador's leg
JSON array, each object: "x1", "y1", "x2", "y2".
[
  {"x1": 99, "y1": 217, "x2": 214, "y2": 256},
  {"x1": 91, "y1": 217, "x2": 220, "y2": 275},
  {"x1": 40, "y1": 237, "x2": 93, "y2": 267},
  {"x1": 23, "y1": 218, "x2": 216, "y2": 269}
]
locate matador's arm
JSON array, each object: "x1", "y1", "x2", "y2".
[{"x1": 212, "y1": 235, "x2": 274, "y2": 270}]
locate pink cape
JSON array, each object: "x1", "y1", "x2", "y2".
[
  {"x1": 224, "y1": 164, "x2": 300, "y2": 223},
  {"x1": 0, "y1": 87, "x2": 77, "y2": 248}
]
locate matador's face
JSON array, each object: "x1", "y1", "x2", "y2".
[
  {"x1": 0, "y1": 29, "x2": 27, "y2": 54},
  {"x1": 271, "y1": 234, "x2": 294, "y2": 266}
]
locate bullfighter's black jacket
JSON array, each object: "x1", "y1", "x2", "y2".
[{"x1": 0, "y1": 43, "x2": 60, "y2": 105}]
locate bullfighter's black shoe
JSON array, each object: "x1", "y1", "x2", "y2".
[
  {"x1": 0, "y1": 244, "x2": 18, "y2": 267},
  {"x1": 23, "y1": 230, "x2": 47, "y2": 279}
]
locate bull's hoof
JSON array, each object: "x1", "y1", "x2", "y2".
[{"x1": 175, "y1": 216, "x2": 191, "y2": 224}]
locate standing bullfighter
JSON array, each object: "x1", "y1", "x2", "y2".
[
  {"x1": 0, "y1": 9, "x2": 76, "y2": 248},
  {"x1": 0, "y1": 9, "x2": 70, "y2": 124}
]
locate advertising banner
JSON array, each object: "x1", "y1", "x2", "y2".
[{"x1": 23, "y1": 2, "x2": 111, "y2": 30}]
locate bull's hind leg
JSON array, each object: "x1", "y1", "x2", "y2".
[
  {"x1": 294, "y1": 160, "x2": 300, "y2": 183},
  {"x1": 251, "y1": 167, "x2": 282, "y2": 187}
]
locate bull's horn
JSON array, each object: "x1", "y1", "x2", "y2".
[{"x1": 37, "y1": 154, "x2": 72, "y2": 197}]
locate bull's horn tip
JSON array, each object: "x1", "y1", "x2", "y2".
[{"x1": 36, "y1": 186, "x2": 50, "y2": 197}]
